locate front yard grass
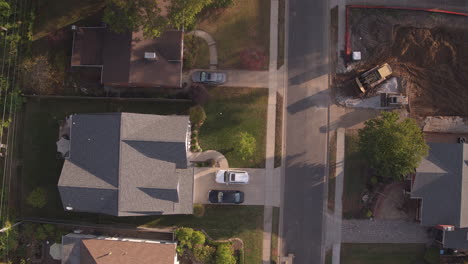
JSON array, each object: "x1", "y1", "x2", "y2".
[
  {"x1": 145, "y1": 205, "x2": 264, "y2": 264},
  {"x1": 19, "y1": 97, "x2": 192, "y2": 221},
  {"x1": 342, "y1": 129, "x2": 369, "y2": 219},
  {"x1": 341, "y1": 243, "x2": 427, "y2": 264},
  {"x1": 199, "y1": 87, "x2": 268, "y2": 168},
  {"x1": 198, "y1": 0, "x2": 270, "y2": 70}
]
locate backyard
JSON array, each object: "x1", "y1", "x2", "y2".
[
  {"x1": 145, "y1": 205, "x2": 264, "y2": 264},
  {"x1": 340, "y1": 243, "x2": 437, "y2": 264},
  {"x1": 342, "y1": 130, "x2": 370, "y2": 219},
  {"x1": 198, "y1": 0, "x2": 271, "y2": 70},
  {"x1": 199, "y1": 86, "x2": 269, "y2": 168}
]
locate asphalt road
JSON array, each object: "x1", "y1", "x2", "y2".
[{"x1": 282, "y1": 0, "x2": 330, "y2": 262}]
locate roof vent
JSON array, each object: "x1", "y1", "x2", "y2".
[
  {"x1": 65, "y1": 206, "x2": 73, "y2": 211},
  {"x1": 144, "y1": 52, "x2": 157, "y2": 60}
]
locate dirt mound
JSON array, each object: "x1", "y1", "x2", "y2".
[
  {"x1": 345, "y1": 8, "x2": 468, "y2": 117},
  {"x1": 390, "y1": 27, "x2": 468, "y2": 116}
]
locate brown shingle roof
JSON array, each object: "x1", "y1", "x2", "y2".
[
  {"x1": 80, "y1": 239, "x2": 176, "y2": 264},
  {"x1": 71, "y1": 28, "x2": 105, "y2": 66}
]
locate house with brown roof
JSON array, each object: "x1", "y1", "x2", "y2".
[
  {"x1": 71, "y1": 26, "x2": 183, "y2": 88},
  {"x1": 61, "y1": 233, "x2": 179, "y2": 264}
]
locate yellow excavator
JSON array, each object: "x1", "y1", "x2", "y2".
[{"x1": 355, "y1": 63, "x2": 392, "y2": 93}]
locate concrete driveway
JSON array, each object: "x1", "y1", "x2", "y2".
[{"x1": 193, "y1": 168, "x2": 266, "y2": 205}]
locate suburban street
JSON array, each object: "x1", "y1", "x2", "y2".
[{"x1": 282, "y1": 0, "x2": 330, "y2": 263}]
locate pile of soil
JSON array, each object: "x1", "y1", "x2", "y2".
[{"x1": 343, "y1": 8, "x2": 468, "y2": 116}]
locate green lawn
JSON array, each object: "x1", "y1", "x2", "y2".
[
  {"x1": 342, "y1": 130, "x2": 369, "y2": 219},
  {"x1": 198, "y1": 0, "x2": 270, "y2": 70},
  {"x1": 341, "y1": 243, "x2": 427, "y2": 264},
  {"x1": 19, "y1": 97, "x2": 192, "y2": 221},
  {"x1": 33, "y1": 0, "x2": 105, "y2": 40},
  {"x1": 199, "y1": 87, "x2": 268, "y2": 168},
  {"x1": 145, "y1": 205, "x2": 264, "y2": 264}
]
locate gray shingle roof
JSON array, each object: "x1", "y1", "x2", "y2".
[
  {"x1": 58, "y1": 113, "x2": 193, "y2": 216},
  {"x1": 412, "y1": 142, "x2": 468, "y2": 227}
]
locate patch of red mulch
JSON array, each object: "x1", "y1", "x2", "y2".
[{"x1": 240, "y1": 49, "x2": 267, "y2": 70}]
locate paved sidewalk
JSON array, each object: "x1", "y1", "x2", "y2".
[
  {"x1": 342, "y1": 219, "x2": 431, "y2": 243},
  {"x1": 332, "y1": 128, "x2": 345, "y2": 264},
  {"x1": 220, "y1": 70, "x2": 269, "y2": 88},
  {"x1": 189, "y1": 150, "x2": 229, "y2": 168},
  {"x1": 186, "y1": 30, "x2": 218, "y2": 69},
  {"x1": 263, "y1": 0, "x2": 280, "y2": 263}
]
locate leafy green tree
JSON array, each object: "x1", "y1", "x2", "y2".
[
  {"x1": 0, "y1": 221, "x2": 18, "y2": 257},
  {"x1": 103, "y1": 0, "x2": 167, "y2": 38},
  {"x1": 26, "y1": 187, "x2": 47, "y2": 208},
  {"x1": 194, "y1": 244, "x2": 215, "y2": 263},
  {"x1": 215, "y1": 243, "x2": 236, "y2": 264},
  {"x1": 358, "y1": 111, "x2": 428, "y2": 180},
  {"x1": 168, "y1": 0, "x2": 212, "y2": 29},
  {"x1": 235, "y1": 132, "x2": 256, "y2": 161},
  {"x1": 0, "y1": 0, "x2": 10, "y2": 23},
  {"x1": 175, "y1": 227, "x2": 206, "y2": 251}
]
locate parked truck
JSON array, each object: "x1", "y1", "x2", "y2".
[{"x1": 356, "y1": 63, "x2": 393, "y2": 93}]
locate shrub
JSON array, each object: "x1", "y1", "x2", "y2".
[
  {"x1": 189, "y1": 105, "x2": 207, "y2": 127},
  {"x1": 190, "y1": 145, "x2": 197, "y2": 151},
  {"x1": 175, "y1": 228, "x2": 206, "y2": 250},
  {"x1": 235, "y1": 132, "x2": 256, "y2": 161},
  {"x1": 370, "y1": 176, "x2": 378, "y2": 185},
  {"x1": 366, "y1": 209, "x2": 373, "y2": 218},
  {"x1": 35, "y1": 226, "x2": 47, "y2": 241},
  {"x1": 194, "y1": 244, "x2": 216, "y2": 263},
  {"x1": 215, "y1": 243, "x2": 236, "y2": 264},
  {"x1": 193, "y1": 204, "x2": 205, "y2": 217},
  {"x1": 26, "y1": 187, "x2": 47, "y2": 208}
]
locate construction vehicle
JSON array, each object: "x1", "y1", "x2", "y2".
[
  {"x1": 355, "y1": 63, "x2": 393, "y2": 93},
  {"x1": 380, "y1": 93, "x2": 408, "y2": 107}
]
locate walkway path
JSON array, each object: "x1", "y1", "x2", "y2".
[
  {"x1": 186, "y1": 30, "x2": 218, "y2": 69},
  {"x1": 263, "y1": 0, "x2": 281, "y2": 263},
  {"x1": 188, "y1": 150, "x2": 229, "y2": 169},
  {"x1": 332, "y1": 129, "x2": 345, "y2": 264},
  {"x1": 342, "y1": 219, "x2": 431, "y2": 243},
  {"x1": 220, "y1": 70, "x2": 269, "y2": 88}
]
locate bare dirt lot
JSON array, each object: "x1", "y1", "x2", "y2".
[{"x1": 338, "y1": 8, "x2": 468, "y2": 117}]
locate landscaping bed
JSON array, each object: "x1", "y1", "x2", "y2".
[
  {"x1": 197, "y1": 0, "x2": 270, "y2": 70},
  {"x1": 198, "y1": 87, "x2": 268, "y2": 168}
]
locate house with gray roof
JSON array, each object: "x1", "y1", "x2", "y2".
[
  {"x1": 57, "y1": 113, "x2": 193, "y2": 216},
  {"x1": 410, "y1": 142, "x2": 468, "y2": 249}
]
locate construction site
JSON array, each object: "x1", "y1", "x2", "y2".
[{"x1": 334, "y1": 7, "x2": 468, "y2": 118}]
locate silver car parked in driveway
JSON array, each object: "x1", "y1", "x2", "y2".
[
  {"x1": 215, "y1": 170, "x2": 249, "y2": 184},
  {"x1": 192, "y1": 71, "x2": 226, "y2": 85}
]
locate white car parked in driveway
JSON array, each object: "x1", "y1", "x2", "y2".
[{"x1": 215, "y1": 170, "x2": 249, "y2": 184}]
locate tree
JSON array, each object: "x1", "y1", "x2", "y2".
[
  {"x1": 215, "y1": 243, "x2": 236, "y2": 264},
  {"x1": 0, "y1": 0, "x2": 10, "y2": 23},
  {"x1": 175, "y1": 227, "x2": 206, "y2": 250},
  {"x1": 168, "y1": 0, "x2": 212, "y2": 30},
  {"x1": 103, "y1": 0, "x2": 167, "y2": 38},
  {"x1": 26, "y1": 187, "x2": 47, "y2": 208},
  {"x1": 235, "y1": 132, "x2": 256, "y2": 161},
  {"x1": 358, "y1": 111, "x2": 428, "y2": 180},
  {"x1": 0, "y1": 221, "x2": 18, "y2": 258}
]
